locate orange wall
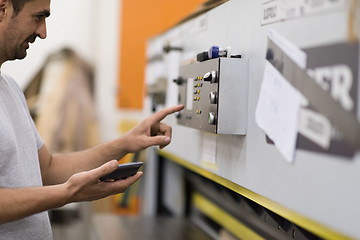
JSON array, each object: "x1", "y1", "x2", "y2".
[{"x1": 118, "y1": 0, "x2": 206, "y2": 109}]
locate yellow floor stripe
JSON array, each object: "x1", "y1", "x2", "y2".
[
  {"x1": 159, "y1": 150, "x2": 353, "y2": 240},
  {"x1": 193, "y1": 192, "x2": 265, "y2": 240}
]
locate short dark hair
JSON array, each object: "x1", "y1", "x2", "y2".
[{"x1": 8, "y1": 0, "x2": 33, "y2": 16}]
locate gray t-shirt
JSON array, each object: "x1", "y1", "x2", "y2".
[{"x1": 0, "y1": 73, "x2": 52, "y2": 239}]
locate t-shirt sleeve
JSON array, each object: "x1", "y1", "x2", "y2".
[
  {"x1": 2, "y1": 74, "x2": 44, "y2": 150},
  {"x1": 28, "y1": 113, "x2": 45, "y2": 150}
]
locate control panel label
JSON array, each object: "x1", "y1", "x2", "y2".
[{"x1": 261, "y1": 0, "x2": 345, "y2": 25}]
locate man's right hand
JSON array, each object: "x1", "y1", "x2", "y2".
[{"x1": 63, "y1": 160, "x2": 142, "y2": 203}]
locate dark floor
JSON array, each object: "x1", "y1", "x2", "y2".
[{"x1": 92, "y1": 214, "x2": 213, "y2": 240}]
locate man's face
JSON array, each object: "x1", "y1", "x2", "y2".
[{"x1": 0, "y1": 0, "x2": 50, "y2": 62}]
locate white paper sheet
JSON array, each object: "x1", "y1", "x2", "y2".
[{"x1": 256, "y1": 61, "x2": 303, "y2": 162}]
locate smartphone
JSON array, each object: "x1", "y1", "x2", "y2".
[{"x1": 99, "y1": 162, "x2": 143, "y2": 181}]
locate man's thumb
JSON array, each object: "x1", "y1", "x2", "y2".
[{"x1": 94, "y1": 160, "x2": 118, "y2": 179}]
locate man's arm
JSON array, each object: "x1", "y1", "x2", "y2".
[
  {"x1": 0, "y1": 105, "x2": 182, "y2": 224},
  {"x1": 39, "y1": 105, "x2": 183, "y2": 185},
  {"x1": 0, "y1": 160, "x2": 142, "y2": 224}
]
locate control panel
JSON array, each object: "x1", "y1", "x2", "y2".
[{"x1": 174, "y1": 57, "x2": 249, "y2": 135}]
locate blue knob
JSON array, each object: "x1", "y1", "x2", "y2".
[{"x1": 208, "y1": 46, "x2": 220, "y2": 58}]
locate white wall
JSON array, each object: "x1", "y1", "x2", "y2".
[
  {"x1": 3, "y1": 0, "x2": 96, "y2": 87},
  {"x1": 93, "y1": 0, "x2": 124, "y2": 142},
  {"x1": 2, "y1": 0, "x2": 123, "y2": 142}
]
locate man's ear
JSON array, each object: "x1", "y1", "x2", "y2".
[{"x1": 0, "y1": 0, "x2": 9, "y2": 22}]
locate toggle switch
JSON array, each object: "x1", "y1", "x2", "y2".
[{"x1": 203, "y1": 71, "x2": 217, "y2": 83}]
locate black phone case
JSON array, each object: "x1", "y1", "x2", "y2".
[{"x1": 99, "y1": 162, "x2": 143, "y2": 181}]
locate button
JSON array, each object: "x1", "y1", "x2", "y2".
[
  {"x1": 208, "y1": 112, "x2": 216, "y2": 125},
  {"x1": 209, "y1": 91, "x2": 217, "y2": 104}
]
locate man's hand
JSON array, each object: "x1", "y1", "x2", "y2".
[
  {"x1": 38, "y1": 105, "x2": 183, "y2": 186},
  {"x1": 123, "y1": 105, "x2": 184, "y2": 153},
  {"x1": 64, "y1": 160, "x2": 142, "y2": 203}
]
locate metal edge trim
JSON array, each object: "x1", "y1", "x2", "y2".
[
  {"x1": 158, "y1": 150, "x2": 353, "y2": 240},
  {"x1": 192, "y1": 191, "x2": 265, "y2": 240}
]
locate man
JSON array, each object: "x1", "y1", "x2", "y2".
[{"x1": 0, "y1": 0, "x2": 183, "y2": 239}]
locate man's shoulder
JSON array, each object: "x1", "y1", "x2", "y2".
[
  {"x1": 1, "y1": 73, "x2": 18, "y2": 86},
  {"x1": 1, "y1": 73, "x2": 23, "y2": 94}
]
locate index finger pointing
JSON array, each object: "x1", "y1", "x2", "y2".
[{"x1": 149, "y1": 105, "x2": 184, "y2": 123}]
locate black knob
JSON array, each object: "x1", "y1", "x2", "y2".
[
  {"x1": 163, "y1": 44, "x2": 183, "y2": 53},
  {"x1": 175, "y1": 111, "x2": 181, "y2": 119},
  {"x1": 266, "y1": 48, "x2": 274, "y2": 61},
  {"x1": 173, "y1": 77, "x2": 184, "y2": 85}
]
